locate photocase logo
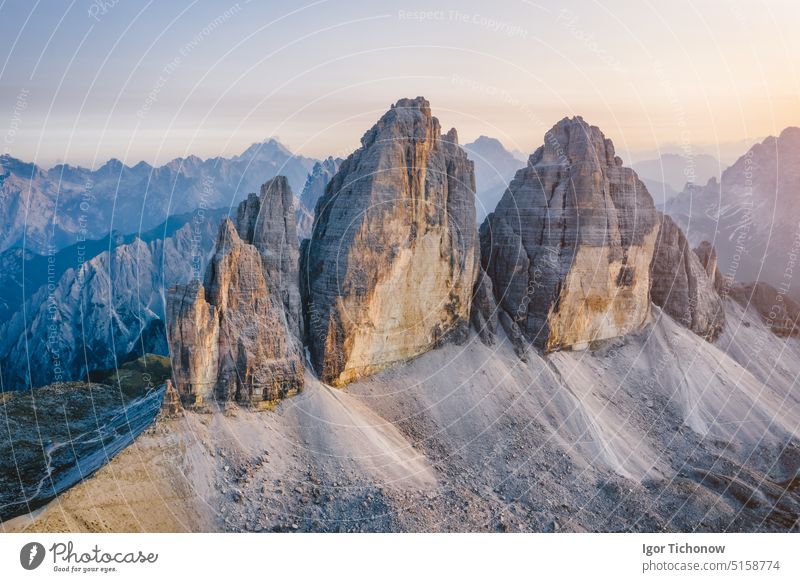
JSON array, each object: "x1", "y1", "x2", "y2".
[{"x1": 20, "y1": 542, "x2": 46, "y2": 570}]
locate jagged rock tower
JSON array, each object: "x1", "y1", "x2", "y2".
[
  {"x1": 480, "y1": 117, "x2": 660, "y2": 352},
  {"x1": 167, "y1": 177, "x2": 304, "y2": 408},
  {"x1": 302, "y1": 97, "x2": 479, "y2": 386},
  {"x1": 649, "y1": 214, "x2": 726, "y2": 340}
]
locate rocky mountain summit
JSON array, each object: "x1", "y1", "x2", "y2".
[
  {"x1": 301, "y1": 97, "x2": 479, "y2": 386},
  {"x1": 480, "y1": 116, "x2": 660, "y2": 353},
  {"x1": 168, "y1": 177, "x2": 304, "y2": 407},
  {"x1": 694, "y1": 240, "x2": 727, "y2": 294}
]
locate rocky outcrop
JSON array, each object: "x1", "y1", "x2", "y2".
[
  {"x1": 167, "y1": 177, "x2": 304, "y2": 407},
  {"x1": 234, "y1": 176, "x2": 303, "y2": 340},
  {"x1": 650, "y1": 214, "x2": 725, "y2": 340},
  {"x1": 167, "y1": 282, "x2": 220, "y2": 406},
  {"x1": 729, "y1": 281, "x2": 800, "y2": 337},
  {"x1": 480, "y1": 116, "x2": 660, "y2": 352},
  {"x1": 159, "y1": 379, "x2": 183, "y2": 417},
  {"x1": 302, "y1": 97, "x2": 479, "y2": 386},
  {"x1": 694, "y1": 240, "x2": 727, "y2": 295}
]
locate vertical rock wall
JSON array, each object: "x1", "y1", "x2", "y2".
[
  {"x1": 481, "y1": 117, "x2": 660, "y2": 352},
  {"x1": 302, "y1": 97, "x2": 479, "y2": 385}
]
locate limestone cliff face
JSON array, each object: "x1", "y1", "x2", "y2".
[
  {"x1": 167, "y1": 177, "x2": 303, "y2": 407},
  {"x1": 650, "y1": 214, "x2": 725, "y2": 340},
  {"x1": 471, "y1": 267, "x2": 499, "y2": 345},
  {"x1": 302, "y1": 97, "x2": 479, "y2": 385},
  {"x1": 0, "y1": 220, "x2": 218, "y2": 390},
  {"x1": 729, "y1": 281, "x2": 800, "y2": 337},
  {"x1": 480, "y1": 117, "x2": 660, "y2": 352}
]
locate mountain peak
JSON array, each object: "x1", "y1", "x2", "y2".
[
  {"x1": 0, "y1": 154, "x2": 42, "y2": 177},
  {"x1": 391, "y1": 96, "x2": 430, "y2": 112},
  {"x1": 779, "y1": 126, "x2": 800, "y2": 142},
  {"x1": 98, "y1": 158, "x2": 126, "y2": 173},
  {"x1": 482, "y1": 118, "x2": 659, "y2": 352},
  {"x1": 237, "y1": 138, "x2": 293, "y2": 161}
]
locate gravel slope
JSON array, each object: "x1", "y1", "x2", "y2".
[{"x1": 5, "y1": 300, "x2": 799, "y2": 533}]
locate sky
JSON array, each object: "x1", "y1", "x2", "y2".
[{"x1": 0, "y1": 0, "x2": 798, "y2": 168}]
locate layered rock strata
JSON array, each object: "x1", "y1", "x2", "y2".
[
  {"x1": 302, "y1": 97, "x2": 479, "y2": 385},
  {"x1": 168, "y1": 177, "x2": 304, "y2": 407},
  {"x1": 480, "y1": 117, "x2": 660, "y2": 352},
  {"x1": 650, "y1": 214, "x2": 725, "y2": 340}
]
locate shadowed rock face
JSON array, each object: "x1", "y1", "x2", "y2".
[
  {"x1": 168, "y1": 177, "x2": 303, "y2": 407},
  {"x1": 664, "y1": 127, "x2": 800, "y2": 289},
  {"x1": 0, "y1": 219, "x2": 218, "y2": 391},
  {"x1": 300, "y1": 157, "x2": 342, "y2": 214},
  {"x1": 650, "y1": 214, "x2": 726, "y2": 340},
  {"x1": 480, "y1": 116, "x2": 660, "y2": 353},
  {"x1": 302, "y1": 97, "x2": 479, "y2": 386}
]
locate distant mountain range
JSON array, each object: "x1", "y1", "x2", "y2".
[
  {"x1": 665, "y1": 127, "x2": 800, "y2": 291},
  {"x1": 462, "y1": 136, "x2": 526, "y2": 222},
  {"x1": 0, "y1": 139, "x2": 316, "y2": 255}
]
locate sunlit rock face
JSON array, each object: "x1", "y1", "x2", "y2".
[
  {"x1": 168, "y1": 177, "x2": 304, "y2": 408},
  {"x1": 302, "y1": 97, "x2": 479, "y2": 386},
  {"x1": 480, "y1": 116, "x2": 660, "y2": 353},
  {"x1": 650, "y1": 214, "x2": 726, "y2": 340}
]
